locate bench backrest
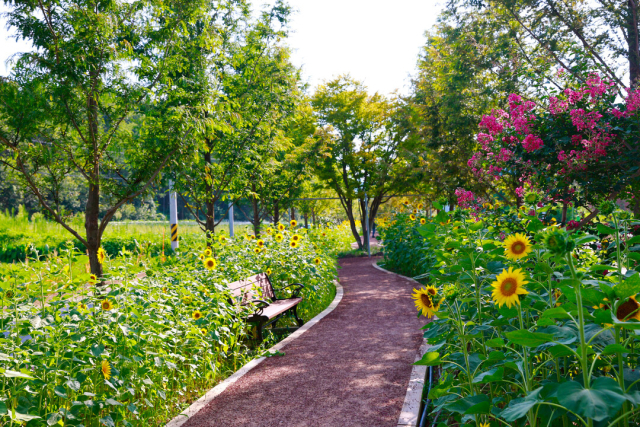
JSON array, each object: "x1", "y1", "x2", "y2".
[{"x1": 226, "y1": 273, "x2": 275, "y2": 304}]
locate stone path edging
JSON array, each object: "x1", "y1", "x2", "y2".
[
  {"x1": 165, "y1": 279, "x2": 344, "y2": 427},
  {"x1": 371, "y1": 262, "x2": 430, "y2": 427}
]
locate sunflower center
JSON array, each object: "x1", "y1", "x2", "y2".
[
  {"x1": 427, "y1": 288, "x2": 437, "y2": 296},
  {"x1": 420, "y1": 294, "x2": 433, "y2": 308},
  {"x1": 617, "y1": 298, "x2": 640, "y2": 321},
  {"x1": 511, "y1": 242, "x2": 526, "y2": 255},
  {"x1": 500, "y1": 278, "x2": 518, "y2": 296}
]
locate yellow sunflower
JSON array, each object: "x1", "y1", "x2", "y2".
[
  {"x1": 483, "y1": 203, "x2": 493, "y2": 210},
  {"x1": 199, "y1": 254, "x2": 205, "y2": 261},
  {"x1": 292, "y1": 234, "x2": 301, "y2": 242},
  {"x1": 313, "y1": 257, "x2": 321, "y2": 265},
  {"x1": 89, "y1": 274, "x2": 98, "y2": 284},
  {"x1": 204, "y1": 248, "x2": 212, "y2": 257},
  {"x1": 519, "y1": 205, "x2": 527, "y2": 211},
  {"x1": 503, "y1": 233, "x2": 533, "y2": 260},
  {"x1": 101, "y1": 360, "x2": 111, "y2": 380},
  {"x1": 204, "y1": 257, "x2": 217, "y2": 270},
  {"x1": 253, "y1": 247, "x2": 262, "y2": 254},
  {"x1": 412, "y1": 288, "x2": 440, "y2": 317},
  {"x1": 290, "y1": 240, "x2": 299, "y2": 248},
  {"x1": 192, "y1": 310, "x2": 203, "y2": 320},
  {"x1": 410, "y1": 214, "x2": 416, "y2": 221},
  {"x1": 480, "y1": 423, "x2": 490, "y2": 427},
  {"x1": 183, "y1": 295, "x2": 193, "y2": 305},
  {"x1": 275, "y1": 234, "x2": 284, "y2": 242},
  {"x1": 200, "y1": 328, "x2": 207, "y2": 335},
  {"x1": 77, "y1": 302, "x2": 88, "y2": 312},
  {"x1": 290, "y1": 219, "x2": 298, "y2": 227},
  {"x1": 616, "y1": 296, "x2": 640, "y2": 321},
  {"x1": 412, "y1": 209, "x2": 417, "y2": 214},
  {"x1": 266, "y1": 228, "x2": 273, "y2": 235},
  {"x1": 97, "y1": 248, "x2": 106, "y2": 264},
  {"x1": 219, "y1": 235, "x2": 227, "y2": 243},
  {"x1": 417, "y1": 203, "x2": 424, "y2": 209},
  {"x1": 277, "y1": 223, "x2": 285, "y2": 231},
  {"x1": 257, "y1": 239, "x2": 265, "y2": 247},
  {"x1": 491, "y1": 268, "x2": 529, "y2": 308},
  {"x1": 420, "y1": 218, "x2": 426, "y2": 225},
  {"x1": 101, "y1": 300, "x2": 113, "y2": 311},
  {"x1": 266, "y1": 268, "x2": 272, "y2": 275}
]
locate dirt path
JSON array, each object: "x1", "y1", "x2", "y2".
[{"x1": 181, "y1": 257, "x2": 424, "y2": 427}]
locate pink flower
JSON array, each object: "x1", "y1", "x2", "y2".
[
  {"x1": 454, "y1": 188, "x2": 476, "y2": 209},
  {"x1": 515, "y1": 186, "x2": 525, "y2": 198},
  {"x1": 570, "y1": 109, "x2": 602, "y2": 131},
  {"x1": 549, "y1": 96, "x2": 568, "y2": 115},
  {"x1": 522, "y1": 134, "x2": 543, "y2": 152},
  {"x1": 626, "y1": 89, "x2": 640, "y2": 113},
  {"x1": 564, "y1": 88, "x2": 583, "y2": 104},
  {"x1": 479, "y1": 115, "x2": 504, "y2": 136}
]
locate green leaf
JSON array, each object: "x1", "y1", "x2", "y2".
[
  {"x1": 575, "y1": 234, "x2": 598, "y2": 245},
  {"x1": 0, "y1": 401, "x2": 6, "y2": 415},
  {"x1": 505, "y1": 330, "x2": 554, "y2": 347},
  {"x1": 485, "y1": 338, "x2": 505, "y2": 348},
  {"x1": 548, "y1": 345, "x2": 576, "y2": 358},
  {"x1": 91, "y1": 343, "x2": 105, "y2": 358},
  {"x1": 526, "y1": 218, "x2": 544, "y2": 233},
  {"x1": 541, "y1": 307, "x2": 571, "y2": 319},
  {"x1": 53, "y1": 385, "x2": 67, "y2": 398},
  {"x1": 501, "y1": 398, "x2": 538, "y2": 422},
  {"x1": 614, "y1": 273, "x2": 640, "y2": 300},
  {"x1": 557, "y1": 377, "x2": 626, "y2": 422},
  {"x1": 1, "y1": 370, "x2": 34, "y2": 379},
  {"x1": 444, "y1": 394, "x2": 490, "y2": 415},
  {"x1": 100, "y1": 415, "x2": 115, "y2": 427},
  {"x1": 413, "y1": 351, "x2": 442, "y2": 366},
  {"x1": 589, "y1": 265, "x2": 611, "y2": 272},
  {"x1": 597, "y1": 224, "x2": 616, "y2": 235},
  {"x1": 47, "y1": 413, "x2": 62, "y2": 426},
  {"x1": 469, "y1": 221, "x2": 484, "y2": 231},
  {"x1": 601, "y1": 344, "x2": 630, "y2": 355},
  {"x1": 433, "y1": 201, "x2": 443, "y2": 210},
  {"x1": 473, "y1": 367, "x2": 504, "y2": 384}
]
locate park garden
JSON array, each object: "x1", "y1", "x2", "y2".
[{"x1": 2, "y1": 0, "x2": 640, "y2": 426}]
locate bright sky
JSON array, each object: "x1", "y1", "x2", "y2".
[{"x1": 0, "y1": 1, "x2": 443, "y2": 96}]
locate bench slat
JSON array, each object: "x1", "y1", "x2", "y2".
[
  {"x1": 227, "y1": 273, "x2": 275, "y2": 303},
  {"x1": 248, "y1": 297, "x2": 303, "y2": 321}
]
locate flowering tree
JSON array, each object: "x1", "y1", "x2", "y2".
[{"x1": 468, "y1": 72, "x2": 640, "y2": 223}]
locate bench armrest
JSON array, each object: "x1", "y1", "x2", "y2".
[
  {"x1": 247, "y1": 299, "x2": 271, "y2": 316},
  {"x1": 276, "y1": 283, "x2": 304, "y2": 298}
]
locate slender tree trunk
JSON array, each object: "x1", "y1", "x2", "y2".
[
  {"x1": 86, "y1": 182, "x2": 102, "y2": 277},
  {"x1": 561, "y1": 201, "x2": 569, "y2": 225},
  {"x1": 273, "y1": 200, "x2": 280, "y2": 226},
  {"x1": 311, "y1": 207, "x2": 316, "y2": 227},
  {"x1": 345, "y1": 201, "x2": 363, "y2": 250},
  {"x1": 628, "y1": 0, "x2": 640, "y2": 86},
  {"x1": 252, "y1": 183, "x2": 260, "y2": 236},
  {"x1": 204, "y1": 151, "x2": 215, "y2": 238},
  {"x1": 304, "y1": 212, "x2": 308, "y2": 228},
  {"x1": 290, "y1": 206, "x2": 296, "y2": 222}
]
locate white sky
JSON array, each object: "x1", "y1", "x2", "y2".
[{"x1": 0, "y1": 0, "x2": 443, "y2": 96}]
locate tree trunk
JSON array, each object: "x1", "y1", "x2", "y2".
[
  {"x1": 304, "y1": 212, "x2": 308, "y2": 228},
  {"x1": 628, "y1": 0, "x2": 640, "y2": 86},
  {"x1": 345, "y1": 201, "x2": 363, "y2": 250},
  {"x1": 85, "y1": 182, "x2": 103, "y2": 277},
  {"x1": 204, "y1": 151, "x2": 215, "y2": 238},
  {"x1": 311, "y1": 207, "x2": 316, "y2": 227},
  {"x1": 273, "y1": 200, "x2": 280, "y2": 226},
  {"x1": 252, "y1": 183, "x2": 260, "y2": 236},
  {"x1": 561, "y1": 201, "x2": 569, "y2": 225},
  {"x1": 290, "y1": 206, "x2": 296, "y2": 222}
]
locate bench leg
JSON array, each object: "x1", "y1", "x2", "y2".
[
  {"x1": 292, "y1": 305, "x2": 304, "y2": 327},
  {"x1": 256, "y1": 322, "x2": 264, "y2": 343}
]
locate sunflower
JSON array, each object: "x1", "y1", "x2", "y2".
[
  {"x1": 89, "y1": 274, "x2": 98, "y2": 284},
  {"x1": 412, "y1": 288, "x2": 440, "y2": 317},
  {"x1": 480, "y1": 423, "x2": 490, "y2": 427},
  {"x1": 266, "y1": 268, "x2": 272, "y2": 275},
  {"x1": 200, "y1": 328, "x2": 207, "y2": 335},
  {"x1": 183, "y1": 295, "x2": 193, "y2": 305},
  {"x1": 313, "y1": 257, "x2": 321, "y2": 265},
  {"x1": 266, "y1": 228, "x2": 273, "y2": 235},
  {"x1": 101, "y1": 300, "x2": 113, "y2": 311},
  {"x1": 403, "y1": 200, "x2": 409, "y2": 205},
  {"x1": 412, "y1": 209, "x2": 417, "y2": 214},
  {"x1": 101, "y1": 360, "x2": 111, "y2": 380},
  {"x1": 97, "y1": 248, "x2": 106, "y2": 264},
  {"x1": 192, "y1": 310, "x2": 203, "y2": 320},
  {"x1": 275, "y1": 234, "x2": 284, "y2": 242},
  {"x1": 491, "y1": 268, "x2": 529, "y2": 308},
  {"x1": 277, "y1": 223, "x2": 285, "y2": 231},
  {"x1": 410, "y1": 214, "x2": 416, "y2": 221},
  {"x1": 204, "y1": 248, "x2": 212, "y2": 257},
  {"x1": 290, "y1": 219, "x2": 298, "y2": 227},
  {"x1": 253, "y1": 247, "x2": 262, "y2": 254},
  {"x1": 503, "y1": 233, "x2": 532, "y2": 260},
  {"x1": 290, "y1": 240, "x2": 299, "y2": 248},
  {"x1": 199, "y1": 254, "x2": 205, "y2": 261},
  {"x1": 483, "y1": 203, "x2": 493, "y2": 209},
  {"x1": 519, "y1": 205, "x2": 527, "y2": 211},
  {"x1": 424, "y1": 285, "x2": 438, "y2": 296},
  {"x1": 617, "y1": 296, "x2": 640, "y2": 321},
  {"x1": 77, "y1": 302, "x2": 88, "y2": 311},
  {"x1": 292, "y1": 234, "x2": 301, "y2": 242},
  {"x1": 204, "y1": 257, "x2": 217, "y2": 270},
  {"x1": 417, "y1": 203, "x2": 424, "y2": 209},
  {"x1": 420, "y1": 218, "x2": 426, "y2": 225},
  {"x1": 257, "y1": 239, "x2": 265, "y2": 247},
  {"x1": 439, "y1": 219, "x2": 450, "y2": 226},
  {"x1": 219, "y1": 235, "x2": 227, "y2": 243}
]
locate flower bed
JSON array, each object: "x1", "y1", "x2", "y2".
[
  {"x1": 0, "y1": 223, "x2": 352, "y2": 426},
  {"x1": 380, "y1": 201, "x2": 640, "y2": 426}
]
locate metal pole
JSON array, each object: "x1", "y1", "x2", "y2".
[
  {"x1": 364, "y1": 192, "x2": 370, "y2": 257},
  {"x1": 228, "y1": 200, "x2": 235, "y2": 238},
  {"x1": 169, "y1": 180, "x2": 178, "y2": 250}
]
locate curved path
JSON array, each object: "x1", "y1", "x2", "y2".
[{"x1": 180, "y1": 257, "x2": 424, "y2": 427}]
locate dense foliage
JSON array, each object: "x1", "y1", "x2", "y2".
[
  {"x1": 382, "y1": 199, "x2": 640, "y2": 426},
  {"x1": 0, "y1": 222, "x2": 351, "y2": 426}
]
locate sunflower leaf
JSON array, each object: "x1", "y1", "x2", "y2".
[
  {"x1": 413, "y1": 351, "x2": 442, "y2": 366},
  {"x1": 505, "y1": 330, "x2": 554, "y2": 347}
]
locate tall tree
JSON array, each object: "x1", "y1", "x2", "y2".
[
  {"x1": 311, "y1": 76, "x2": 410, "y2": 249},
  {"x1": 0, "y1": 0, "x2": 216, "y2": 276}
]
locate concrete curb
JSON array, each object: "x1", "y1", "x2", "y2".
[
  {"x1": 372, "y1": 262, "x2": 430, "y2": 427},
  {"x1": 165, "y1": 279, "x2": 344, "y2": 427}
]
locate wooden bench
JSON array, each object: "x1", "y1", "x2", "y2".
[{"x1": 227, "y1": 273, "x2": 305, "y2": 342}]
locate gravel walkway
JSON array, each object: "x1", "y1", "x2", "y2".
[{"x1": 181, "y1": 256, "x2": 424, "y2": 427}]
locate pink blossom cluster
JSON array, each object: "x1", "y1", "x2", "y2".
[
  {"x1": 569, "y1": 109, "x2": 603, "y2": 131},
  {"x1": 549, "y1": 96, "x2": 568, "y2": 115},
  {"x1": 454, "y1": 188, "x2": 475, "y2": 209},
  {"x1": 627, "y1": 89, "x2": 640, "y2": 113},
  {"x1": 522, "y1": 134, "x2": 544, "y2": 152}
]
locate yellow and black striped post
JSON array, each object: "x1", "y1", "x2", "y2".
[{"x1": 169, "y1": 181, "x2": 179, "y2": 250}]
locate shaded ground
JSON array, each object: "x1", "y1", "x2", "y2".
[{"x1": 181, "y1": 256, "x2": 424, "y2": 427}]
